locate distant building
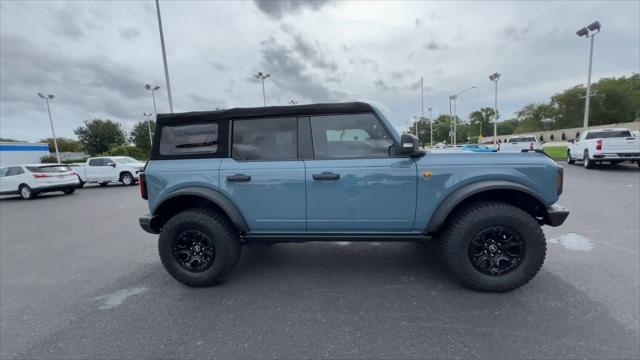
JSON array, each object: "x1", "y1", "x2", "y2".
[{"x1": 0, "y1": 143, "x2": 49, "y2": 166}]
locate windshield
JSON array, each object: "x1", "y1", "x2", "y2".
[
  {"x1": 25, "y1": 165, "x2": 72, "y2": 173},
  {"x1": 115, "y1": 157, "x2": 140, "y2": 164}
]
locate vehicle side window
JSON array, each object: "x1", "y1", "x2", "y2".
[
  {"x1": 159, "y1": 123, "x2": 219, "y2": 156},
  {"x1": 232, "y1": 117, "x2": 297, "y2": 161},
  {"x1": 104, "y1": 158, "x2": 114, "y2": 165},
  {"x1": 0, "y1": 168, "x2": 8, "y2": 177},
  {"x1": 6, "y1": 167, "x2": 24, "y2": 176},
  {"x1": 88, "y1": 159, "x2": 104, "y2": 166},
  {"x1": 310, "y1": 113, "x2": 393, "y2": 159}
]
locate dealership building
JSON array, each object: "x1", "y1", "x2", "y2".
[{"x1": 0, "y1": 142, "x2": 50, "y2": 166}]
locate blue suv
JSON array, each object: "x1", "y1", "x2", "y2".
[{"x1": 139, "y1": 102, "x2": 568, "y2": 292}]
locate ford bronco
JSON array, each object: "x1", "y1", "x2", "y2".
[{"x1": 139, "y1": 102, "x2": 569, "y2": 292}]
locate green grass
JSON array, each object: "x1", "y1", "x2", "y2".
[{"x1": 543, "y1": 146, "x2": 568, "y2": 160}]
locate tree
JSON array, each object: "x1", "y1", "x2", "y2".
[
  {"x1": 129, "y1": 120, "x2": 156, "y2": 155},
  {"x1": 0, "y1": 137, "x2": 23, "y2": 142},
  {"x1": 39, "y1": 137, "x2": 83, "y2": 152},
  {"x1": 468, "y1": 107, "x2": 495, "y2": 138},
  {"x1": 431, "y1": 114, "x2": 454, "y2": 143},
  {"x1": 74, "y1": 119, "x2": 126, "y2": 155},
  {"x1": 514, "y1": 103, "x2": 557, "y2": 133}
]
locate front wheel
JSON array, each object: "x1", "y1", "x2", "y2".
[
  {"x1": 438, "y1": 201, "x2": 546, "y2": 292},
  {"x1": 158, "y1": 208, "x2": 241, "y2": 287},
  {"x1": 567, "y1": 150, "x2": 575, "y2": 164}
]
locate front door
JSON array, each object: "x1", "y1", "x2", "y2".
[
  {"x1": 305, "y1": 113, "x2": 417, "y2": 232},
  {"x1": 219, "y1": 117, "x2": 306, "y2": 232}
]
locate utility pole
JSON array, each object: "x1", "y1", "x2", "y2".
[
  {"x1": 428, "y1": 107, "x2": 433, "y2": 147},
  {"x1": 155, "y1": 0, "x2": 174, "y2": 112},
  {"x1": 420, "y1": 76, "x2": 424, "y2": 146},
  {"x1": 143, "y1": 112, "x2": 154, "y2": 147},
  {"x1": 489, "y1": 73, "x2": 501, "y2": 144},
  {"x1": 37, "y1": 93, "x2": 60, "y2": 163}
]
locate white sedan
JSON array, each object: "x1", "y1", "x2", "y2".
[{"x1": 0, "y1": 164, "x2": 80, "y2": 199}]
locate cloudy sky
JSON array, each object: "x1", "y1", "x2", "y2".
[{"x1": 1, "y1": 0, "x2": 638, "y2": 142}]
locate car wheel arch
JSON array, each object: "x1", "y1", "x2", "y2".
[
  {"x1": 152, "y1": 187, "x2": 249, "y2": 233},
  {"x1": 426, "y1": 181, "x2": 549, "y2": 233}
]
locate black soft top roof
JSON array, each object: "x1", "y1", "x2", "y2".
[{"x1": 156, "y1": 102, "x2": 374, "y2": 124}]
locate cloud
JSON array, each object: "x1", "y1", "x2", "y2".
[
  {"x1": 50, "y1": 4, "x2": 87, "y2": 39},
  {"x1": 502, "y1": 22, "x2": 533, "y2": 41},
  {"x1": 210, "y1": 61, "x2": 228, "y2": 71},
  {"x1": 119, "y1": 27, "x2": 140, "y2": 40},
  {"x1": 423, "y1": 37, "x2": 447, "y2": 51},
  {"x1": 253, "y1": 0, "x2": 330, "y2": 19}
]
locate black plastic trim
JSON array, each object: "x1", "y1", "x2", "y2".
[
  {"x1": 151, "y1": 186, "x2": 249, "y2": 232},
  {"x1": 546, "y1": 204, "x2": 569, "y2": 227},
  {"x1": 426, "y1": 180, "x2": 549, "y2": 233},
  {"x1": 242, "y1": 233, "x2": 431, "y2": 243}
]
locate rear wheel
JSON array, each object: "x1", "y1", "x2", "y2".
[
  {"x1": 567, "y1": 150, "x2": 575, "y2": 164},
  {"x1": 583, "y1": 151, "x2": 594, "y2": 169},
  {"x1": 158, "y1": 208, "x2": 241, "y2": 287},
  {"x1": 438, "y1": 201, "x2": 546, "y2": 292},
  {"x1": 120, "y1": 172, "x2": 134, "y2": 186},
  {"x1": 19, "y1": 185, "x2": 34, "y2": 200}
]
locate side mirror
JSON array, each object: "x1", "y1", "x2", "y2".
[
  {"x1": 108, "y1": 162, "x2": 116, "y2": 168},
  {"x1": 400, "y1": 133, "x2": 419, "y2": 156}
]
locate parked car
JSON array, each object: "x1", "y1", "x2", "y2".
[
  {"x1": 460, "y1": 144, "x2": 498, "y2": 153},
  {"x1": 0, "y1": 164, "x2": 79, "y2": 199},
  {"x1": 497, "y1": 135, "x2": 540, "y2": 152},
  {"x1": 138, "y1": 102, "x2": 568, "y2": 292},
  {"x1": 71, "y1": 156, "x2": 145, "y2": 187},
  {"x1": 567, "y1": 128, "x2": 640, "y2": 168}
]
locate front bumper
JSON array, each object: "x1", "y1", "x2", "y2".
[
  {"x1": 546, "y1": 204, "x2": 569, "y2": 227},
  {"x1": 139, "y1": 213, "x2": 161, "y2": 234}
]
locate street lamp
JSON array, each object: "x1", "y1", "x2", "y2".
[
  {"x1": 37, "y1": 92, "x2": 60, "y2": 163},
  {"x1": 154, "y1": 0, "x2": 174, "y2": 113},
  {"x1": 449, "y1": 86, "x2": 476, "y2": 145},
  {"x1": 254, "y1": 72, "x2": 270, "y2": 106},
  {"x1": 576, "y1": 20, "x2": 601, "y2": 129},
  {"x1": 143, "y1": 112, "x2": 154, "y2": 147},
  {"x1": 144, "y1": 84, "x2": 160, "y2": 115},
  {"x1": 489, "y1": 73, "x2": 501, "y2": 144}
]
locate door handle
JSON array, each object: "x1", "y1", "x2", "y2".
[
  {"x1": 312, "y1": 172, "x2": 340, "y2": 181},
  {"x1": 226, "y1": 174, "x2": 251, "y2": 182}
]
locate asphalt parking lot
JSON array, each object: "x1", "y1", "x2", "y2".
[{"x1": 1, "y1": 162, "x2": 639, "y2": 359}]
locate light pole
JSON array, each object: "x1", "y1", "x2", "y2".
[
  {"x1": 254, "y1": 72, "x2": 270, "y2": 106},
  {"x1": 154, "y1": 0, "x2": 173, "y2": 112},
  {"x1": 489, "y1": 73, "x2": 501, "y2": 144},
  {"x1": 428, "y1": 107, "x2": 433, "y2": 147},
  {"x1": 419, "y1": 76, "x2": 424, "y2": 146},
  {"x1": 37, "y1": 92, "x2": 60, "y2": 163},
  {"x1": 144, "y1": 84, "x2": 160, "y2": 115},
  {"x1": 449, "y1": 86, "x2": 476, "y2": 145},
  {"x1": 576, "y1": 20, "x2": 601, "y2": 129},
  {"x1": 143, "y1": 112, "x2": 154, "y2": 147}
]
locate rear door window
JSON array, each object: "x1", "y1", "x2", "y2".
[
  {"x1": 88, "y1": 159, "x2": 104, "y2": 166},
  {"x1": 159, "y1": 123, "x2": 219, "y2": 156},
  {"x1": 232, "y1": 118, "x2": 297, "y2": 160},
  {"x1": 6, "y1": 167, "x2": 24, "y2": 176}
]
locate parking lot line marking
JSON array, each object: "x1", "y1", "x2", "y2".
[{"x1": 94, "y1": 287, "x2": 147, "y2": 310}]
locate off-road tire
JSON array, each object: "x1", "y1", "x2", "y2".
[
  {"x1": 566, "y1": 150, "x2": 575, "y2": 164},
  {"x1": 63, "y1": 188, "x2": 75, "y2": 195},
  {"x1": 583, "y1": 151, "x2": 594, "y2": 169},
  {"x1": 438, "y1": 201, "x2": 546, "y2": 292},
  {"x1": 158, "y1": 208, "x2": 241, "y2": 287},
  {"x1": 19, "y1": 185, "x2": 34, "y2": 200}
]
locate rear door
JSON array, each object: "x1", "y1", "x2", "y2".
[
  {"x1": 304, "y1": 113, "x2": 417, "y2": 232},
  {"x1": 219, "y1": 117, "x2": 306, "y2": 232}
]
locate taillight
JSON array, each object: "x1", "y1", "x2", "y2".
[
  {"x1": 139, "y1": 173, "x2": 148, "y2": 200},
  {"x1": 32, "y1": 173, "x2": 49, "y2": 178},
  {"x1": 596, "y1": 139, "x2": 602, "y2": 151},
  {"x1": 530, "y1": 143, "x2": 534, "y2": 150},
  {"x1": 556, "y1": 167, "x2": 564, "y2": 195}
]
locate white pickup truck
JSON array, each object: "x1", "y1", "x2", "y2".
[
  {"x1": 497, "y1": 135, "x2": 541, "y2": 152},
  {"x1": 567, "y1": 128, "x2": 640, "y2": 168},
  {"x1": 71, "y1": 156, "x2": 146, "y2": 186}
]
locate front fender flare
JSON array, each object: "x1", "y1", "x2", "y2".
[
  {"x1": 426, "y1": 180, "x2": 548, "y2": 233},
  {"x1": 152, "y1": 186, "x2": 249, "y2": 232}
]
